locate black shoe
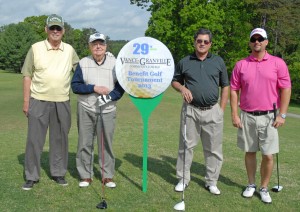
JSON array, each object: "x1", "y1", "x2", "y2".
[
  {"x1": 52, "y1": 176, "x2": 68, "y2": 186},
  {"x1": 22, "y1": 180, "x2": 39, "y2": 190}
]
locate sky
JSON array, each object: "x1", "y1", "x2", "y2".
[{"x1": 0, "y1": 0, "x2": 151, "y2": 40}]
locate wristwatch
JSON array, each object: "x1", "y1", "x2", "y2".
[{"x1": 280, "y1": 113, "x2": 287, "y2": 119}]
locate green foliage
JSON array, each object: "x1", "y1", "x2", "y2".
[
  {"x1": 23, "y1": 15, "x2": 48, "y2": 40},
  {"x1": 107, "y1": 40, "x2": 128, "y2": 57},
  {"x1": 135, "y1": 0, "x2": 300, "y2": 101},
  {"x1": 0, "y1": 23, "x2": 40, "y2": 72}
]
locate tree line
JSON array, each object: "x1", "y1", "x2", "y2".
[
  {"x1": 1, "y1": 0, "x2": 300, "y2": 101},
  {"x1": 130, "y1": 0, "x2": 300, "y2": 101},
  {"x1": 0, "y1": 15, "x2": 127, "y2": 73}
]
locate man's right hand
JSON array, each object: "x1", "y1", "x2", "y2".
[
  {"x1": 23, "y1": 101, "x2": 29, "y2": 117},
  {"x1": 180, "y1": 86, "x2": 193, "y2": 103}
]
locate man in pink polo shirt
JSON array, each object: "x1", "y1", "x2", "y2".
[{"x1": 230, "y1": 28, "x2": 291, "y2": 204}]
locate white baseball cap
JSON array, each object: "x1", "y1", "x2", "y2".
[
  {"x1": 250, "y1": 28, "x2": 268, "y2": 39},
  {"x1": 89, "y1": 33, "x2": 106, "y2": 43}
]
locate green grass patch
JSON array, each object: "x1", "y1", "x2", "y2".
[{"x1": 1, "y1": 71, "x2": 299, "y2": 211}]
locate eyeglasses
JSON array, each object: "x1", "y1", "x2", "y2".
[
  {"x1": 196, "y1": 39, "x2": 210, "y2": 45},
  {"x1": 250, "y1": 36, "x2": 265, "y2": 43},
  {"x1": 48, "y1": 26, "x2": 63, "y2": 31}
]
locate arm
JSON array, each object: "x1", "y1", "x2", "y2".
[
  {"x1": 274, "y1": 87, "x2": 291, "y2": 127},
  {"x1": 230, "y1": 89, "x2": 242, "y2": 128},
  {"x1": 108, "y1": 81, "x2": 125, "y2": 101},
  {"x1": 171, "y1": 81, "x2": 193, "y2": 103},
  {"x1": 71, "y1": 64, "x2": 109, "y2": 95},
  {"x1": 23, "y1": 76, "x2": 31, "y2": 116},
  {"x1": 219, "y1": 86, "x2": 229, "y2": 111}
]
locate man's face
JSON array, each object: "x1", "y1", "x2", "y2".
[
  {"x1": 90, "y1": 40, "x2": 107, "y2": 57},
  {"x1": 194, "y1": 34, "x2": 211, "y2": 55},
  {"x1": 249, "y1": 34, "x2": 268, "y2": 52},
  {"x1": 46, "y1": 25, "x2": 64, "y2": 42}
]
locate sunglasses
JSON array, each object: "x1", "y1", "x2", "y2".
[
  {"x1": 196, "y1": 39, "x2": 210, "y2": 45},
  {"x1": 250, "y1": 36, "x2": 265, "y2": 43},
  {"x1": 48, "y1": 26, "x2": 63, "y2": 31}
]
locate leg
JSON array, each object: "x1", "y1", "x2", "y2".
[
  {"x1": 49, "y1": 101, "x2": 71, "y2": 177},
  {"x1": 97, "y1": 110, "x2": 116, "y2": 179},
  {"x1": 76, "y1": 103, "x2": 96, "y2": 179},
  {"x1": 245, "y1": 152, "x2": 257, "y2": 185},
  {"x1": 260, "y1": 154, "x2": 274, "y2": 188},
  {"x1": 200, "y1": 104, "x2": 223, "y2": 187},
  {"x1": 176, "y1": 104, "x2": 199, "y2": 185},
  {"x1": 25, "y1": 98, "x2": 49, "y2": 181}
]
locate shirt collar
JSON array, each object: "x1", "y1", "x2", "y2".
[
  {"x1": 190, "y1": 52, "x2": 212, "y2": 60},
  {"x1": 249, "y1": 51, "x2": 269, "y2": 61},
  {"x1": 44, "y1": 39, "x2": 64, "y2": 51}
]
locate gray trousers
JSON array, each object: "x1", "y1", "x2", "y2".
[
  {"x1": 25, "y1": 98, "x2": 71, "y2": 181},
  {"x1": 176, "y1": 102, "x2": 224, "y2": 186},
  {"x1": 76, "y1": 103, "x2": 116, "y2": 180}
]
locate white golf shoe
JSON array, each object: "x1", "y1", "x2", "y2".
[
  {"x1": 79, "y1": 178, "x2": 92, "y2": 188},
  {"x1": 205, "y1": 185, "x2": 221, "y2": 195},
  {"x1": 175, "y1": 181, "x2": 188, "y2": 192},
  {"x1": 260, "y1": 188, "x2": 272, "y2": 204},
  {"x1": 242, "y1": 184, "x2": 256, "y2": 197},
  {"x1": 103, "y1": 178, "x2": 116, "y2": 188}
]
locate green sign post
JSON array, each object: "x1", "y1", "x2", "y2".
[
  {"x1": 130, "y1": 94, "x2": 163, "y2": 192},
  {"x1": 116, "y1": 37, "x2": 174, "y2": 192}
]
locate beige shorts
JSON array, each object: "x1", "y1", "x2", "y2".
[{"x1": 237, "y1": 111, "x2": 279, "y2": 155}]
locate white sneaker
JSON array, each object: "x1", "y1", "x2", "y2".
[
  {"x1": 79, "y1": 179, "x2": 92, "y2": 188},
  {"x1": 205, "y1": 185, "x2": 221, "y2": 195},
  {"x1": 243, "y1": 184, "x2": 256, "y2": 197},
  {"x1": 175, "y1": 181, "x2": 188, "y2": 192},
  {"x1": 260, "y1": 188, "x2": 272, "y2": 203},
  {"x1": 103, "y1": 178, "x2": 116, "y2": 188}
]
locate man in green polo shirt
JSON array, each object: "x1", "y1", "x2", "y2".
[
  {"x1": 172, "y1": 28, "x2": 229, "y2": 195},
  {"x1": 21, "y1": 14, "x2": 79, "y2": 190}
]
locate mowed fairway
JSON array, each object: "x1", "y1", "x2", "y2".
[{"x1": 0, "y1": 71, "x2": 299, "y2": 211}]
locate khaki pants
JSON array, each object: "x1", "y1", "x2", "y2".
[{"x1": 176, "y1": 102, "x2": 224, "y2": 186}]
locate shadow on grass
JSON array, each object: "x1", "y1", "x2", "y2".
[
  {"x1": 18, "y1": 151, "x2": 122, "y2": 182},
  {"x1": 122, "y1": 153, "x2": 243, "y2": 191},
  {"x1": 18, "y1": 151, "x2": 242, "y2": 191}
]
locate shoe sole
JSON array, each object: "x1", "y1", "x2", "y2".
[
  {"x1": 22, "y1": 187, "x2": 32, "y2": 191},
  {"x1": 262, "y1": 200, "x2": 272, "y2": 204}
]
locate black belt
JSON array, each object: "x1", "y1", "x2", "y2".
[
  {"x1": 190, "y1": 103, "x2": 214, "y2": 111},
  {"x1": 244, "y1": 110, "x2": 273, "y2": 116}
]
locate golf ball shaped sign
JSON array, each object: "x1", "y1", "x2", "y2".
[{"x1": 116, "y1": 37, "x2": 174, "y2": 98}]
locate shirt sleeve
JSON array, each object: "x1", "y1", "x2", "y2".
[
  {"x1": 109, "y1": 81, "x2": 125, "y2": 101},
  {"x1": 230, "y1": 62, "x2": 241, "y2": 90},
  {"x1": 21, "y1": 48, "x2": 34, "y2": 78},
  {"x1": 172, "y1": 61, "x2": 184, "y2": 85},
  {"x1": 277, "y1": 58, "x2": 291, "y2": 89},
  {"x1": 219, "y1": 57, "x2": 230, "y2": 87},
  {"x1": 71, "y1": 64, "x2": 95, "y2": 94},
  {"x1": 72, "y1": 49, "x2": 80, "y2": 71}
]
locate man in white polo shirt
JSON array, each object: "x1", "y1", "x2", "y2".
[{"x1": 21, "y1": 14, "x2": 79, "y2": 190}]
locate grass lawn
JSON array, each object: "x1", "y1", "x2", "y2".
[{"x1": 0, "y1": 71, "x2": 299, "y2": 211}]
